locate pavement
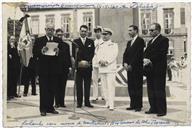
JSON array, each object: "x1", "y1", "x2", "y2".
[{"x1": 4, "y1": 80, "x2": 191, "y2": 127}]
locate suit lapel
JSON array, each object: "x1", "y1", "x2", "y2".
[
  {"x1": 145, "y1": 35, "x2": 162, "y2": 52},
  {"x1": 127, "y1": 40, "x2": 132, "y2": 49},
  {"x1": 78, "y1": 38, "x2": 90, "y2": 48},
  {"x1": 77, "y1": 38, "x2": 85, "y2": 48},
  {"x1": 84, "y1": 38, "x2": 90, "y2": 48},
  {"x1": 152, "y1": 34, "x2": 162, "y2": 45}
]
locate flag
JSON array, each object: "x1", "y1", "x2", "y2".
[
  {"x1": 116, "y1": 65, "x2": 147, "y2": 86},
  {"x1": 116, "y1": 65, "x2": 127, "y2": 86},
  {"x1": 18, "y1": 14, "x2": 32, "y2": 67}
]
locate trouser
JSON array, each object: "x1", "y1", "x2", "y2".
[
  {"x1": 23, "y1": 67, "x2": 36, "y2": 94},
  {"x1": 55, "y1": 71, "x2": 68, "y2": 106},
  {"x1": 39, "y1": 74, "x2": 59, "y2": 113},
  {"x1": 127, "y1": 71, "x2": 143, "y2": 109},
  {"x1": 76, "y1": 69, "x2": 92, "y2": 106},
  {"x1": 100, "y1": 73, "x2": 115, "y2": 109},
  {"x1": 172, "y1": 69, "x2": 179, "y2": 81},
  {"x1": 8, "y1": 69, "x2": 20, "y2": 97},
  {"x1": 92, "y1": 67, "x2": 104, "y2": 99},
  {"x1": 146, "y1": 73, "x2": 167, "y2": 114},
  {"x1": 167, "y1": 67, "x2": 172, "y2": 81}
]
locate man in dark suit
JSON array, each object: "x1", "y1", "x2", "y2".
[
  {"x1": 123, "y1": 25, "x2": 145, "y2": 112},
  {"x1": 33, "y1": 23, "x2": 71, "y2": 116},
  {"x1": 54, "y1": 28, "x2": 72, "y2": 108},
  {"x1": 7, "y1": 36, "x2": 21, "y2": 100},
  {"x1": 72, "y1": 25, "x2": 95, "y2": 108},
  {"x1": 144, "y1": 23, "x2": 169, "y2": 117}
]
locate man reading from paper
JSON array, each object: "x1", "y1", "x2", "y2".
[{"x1": 33, "y1": 23, "x2": 65, "y2": 116}]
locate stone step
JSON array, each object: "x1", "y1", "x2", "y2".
[
  {"x1": 17, "y1": 81, "x2": 171, "y2": 97},
  {"x1": 65, "y1": 81, "x2": 171, "y2": 97}
]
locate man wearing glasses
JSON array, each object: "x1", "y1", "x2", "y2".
[
  {"x1": 33, "y1": 23, "x2": 68, "y2": 116},
  {"x1": 72, "y1": 25, "x2": 95, "y2": 108},
  {"x1": 144, "y1": 23, "x2": 169, "y2": 117}
]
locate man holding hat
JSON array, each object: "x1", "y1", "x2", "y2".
[
  {"x1": 92, "y1": 26, "x2": 105, "y2": 102},
  {"x1": 97, "y1": 28, "x2": 118, "y2": 111},
  {"x1": 72, "y1": 25, "x2": 95, "y2": 108}
]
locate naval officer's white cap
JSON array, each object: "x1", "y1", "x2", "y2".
[{"x1": 102, "y1": 28, "x2": 113, "y2": 35}]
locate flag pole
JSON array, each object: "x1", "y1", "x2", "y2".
[{"x1": 68, "y1": 46, "x2": 80, "y2": 120}]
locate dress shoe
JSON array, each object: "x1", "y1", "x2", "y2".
[
  {"x1": 23, "y1": 94, "x2": 27, "y2": 97},
  {"x1": 85, "y1": 104, "x2": 94, "y2": 108},
  {"x1": 145, "y1": 110, "x2": 156, "y2": 114},
  {"x1": 109, "y1": 109, "x2": 114, "y2": 111},
  {"x1": 101, "y1": 98, "x2": 105, "y2": 100},
  {"x1": 10, "y1": 96, "x2": 14, "y2": 99},
  {"x1": 157, "y1": 113, "x2": 166, "y2": 117},
  {"x1": 32, "y1": 93, "x2": 37, "y2": 96},
  {"x1": 14, "y1": 94, "x2": 21, "y2": 98},
  {"x1": 60, "y1": 105, "x2": 66, "y2": 108},
  {"x1": 135, "y1": 108, "x2": 141, "y2": 112},
  {"x1": 55, "y1": 105, "x2": 60, "y2": 108},
  {"x1": 126, "y1": 107, "x2": 134, "y2": 110},
  {"x1": 47, "y1": 110, "x2": 59, "y2": 114},
  {"x1": 41, "y1": 112, "x2": 46, "y2": 116},
  {"x1": 77, "y1": 105, "x2": 82, "y2": 108}
]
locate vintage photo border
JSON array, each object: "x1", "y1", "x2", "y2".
[{"x1": 1, "y1": 0, "x2": 192, "y2": 127}]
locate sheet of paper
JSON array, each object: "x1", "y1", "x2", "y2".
[{"x1": 44, "y1": 42, "x2": 58, "y2": 56}]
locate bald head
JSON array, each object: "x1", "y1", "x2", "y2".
[
  {"x1": 45, "y1": 23, "x2": 55, "y2": 37},
  {"x1": 9, "y1": 36, "x2": 15, "y2": 43}
]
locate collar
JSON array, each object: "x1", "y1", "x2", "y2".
[
  {"x1": 46, "y1": 35, "x2": 53, "y2": 41},
  {"x1": 131, "y1": 35, "x2": 138, "y2": 43},
  {"x1": 95, "y1": 38, "x2": 103, "y2": 44},
  {"x1": 80, "y1": 37, "x2": 86, "y2": 41},
  {"x1": 103, "y1": 39, "x2": 112, "y2": 45},
  {"x1": 152, "y1": 34, "x2": 161, "y2": 42}
]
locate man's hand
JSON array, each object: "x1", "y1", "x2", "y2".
[
  {"x1": 99, "y1": 60, "x2": 108, "y2": 67},
  {"x1": 54, "y1": 47, "x2": 59, "y2": 56},
  {"x1": 41, "y1": 46, "x2": 49, "y2": 54},
  {"x1": 123, "y1": 63, "x2": 128, "y2": 70},
  {"x1": 143, "y1": 58, "x2": 152, "y2": 66},
  {"x1": 123, "y1": 63, "x2": 132, "y2": 71},
  {"x1": 127, "y1": 65, "x2": 132, "y2": 71},
  {"x1": 9, "y1": 54, "x2": 12, "y2": 59}
]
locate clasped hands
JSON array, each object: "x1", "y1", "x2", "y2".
[
  {"x1": 143, "y1": 58, "x2": 152, "y2": 66},
  {"x1": 99, "y1": 60, "x2": 109, "y2": 67},
  {"x1": 123, "y1": 63, "x2": 132, "y2": 71}
]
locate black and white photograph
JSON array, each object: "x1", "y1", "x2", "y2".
[{"x1": 1, "y1": 1, "x2": 191, "y2": 127}]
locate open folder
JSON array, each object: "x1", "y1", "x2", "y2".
[{"x1": 44, "y1": 42, "x2": 59, "y2": 56}]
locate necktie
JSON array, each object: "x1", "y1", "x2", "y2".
[
  {"x1": 127, "y1": 41, "x2": 132, "y2": 48},
  {"x1": 130, "y1": 39, "x2": 134, "y2": 46},
  {"x1": 147, "y1": 40, "x2": 152, "y2": 47},
  {"x1": 82, "y1": 38, "x2": 85, "y2": 45}
]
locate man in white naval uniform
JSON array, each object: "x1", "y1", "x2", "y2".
[
  {"x1": 92, "y1": 26, "x2": 105, "y2": 102},
  {"x1": 97, "y1": 28, "x2": 118, "y2": 111}
]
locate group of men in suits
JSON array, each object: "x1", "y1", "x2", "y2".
[
  {"x1": 32, "y1": 22, "x2": 168, "y2": 117},
  {"x1": 123, "y1": 23, "x2": 168, "y2": 117}
]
